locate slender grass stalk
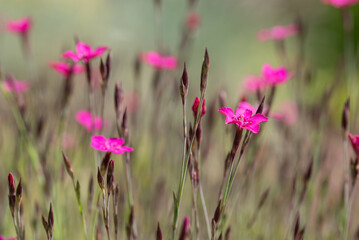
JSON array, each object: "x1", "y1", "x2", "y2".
[
  {"x1": 1, "y1": 87, "x2": 44, "y2": 185},
  {"x1": 172, "y1": 91, "x2": 205, "y2": 239}
]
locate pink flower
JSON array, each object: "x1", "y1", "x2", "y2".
[
  {"x1": 219, "y1": 102, "x2": 268, "y2": 133},
  {"x1": 49, "y1": 61, "x2": 85, "y2": 78},
  {"x1": 257, "y1": 24, "x2": 298, "y2": 42},
  {"x1": 186, "y1": 11, "x2": 201, "y2": 30},
  {"x1": 192, "y1": 97, "x2": 206, "y2": 117},
  {"x1": 75, "y1": 110, "x2": 106, "y2": 132},
  {"x1": 270, "y1": 101, "x2": 298, "y2": 126},
  {"x1": 6, "y1": 17, "x2": 31, "y2": 35},
  {"x1": 0, "y1": 236, "x2": 16, "y2": 240},
  {"x1": 348, "y1": 133, "x2": 359, "y2": 158},
  {"x1": 62, "y1": 41, "x2": 108, "y2": 63},
  {"x1": 243, "y1": 75, "x2": 267, "y2": 92},
  {"x1": 90, "y1": 135, "x2": 133, "y2": 154},
  {"x1": 3, "y1": 77, "x2": 29, "y2": 93},
  {"x1": 322, "y1": 0, "x2": 359, "y2": 7},
  {"x1": 262, "y1": 64, "x2": 290, "y2": 85},
  {"x1": 140, "y1": 51, "x2": 178, "y2": 70}
]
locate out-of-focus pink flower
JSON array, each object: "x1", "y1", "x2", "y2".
[
  {"x1": 270, "y1": 101, "x2": 298, "y2": 126},
  {"x1": 262, "y1": 64, "x2": 290, "y2": 85},
  {"x1": 243, "y1": 75, "x2": 267, "y2": 92},
  {"x1": 0, "y1": 236, "x2": 17, "y2": 240},
  {"x1": 348, "y1": 133, "x2": 359, "y2": 158},
  {"x1": 3, "y1": 77, "x2": 30, "y2": 93},
  {"x1": 124, "y1": 91, "x2": 139, "y2": 113},
  {"x1": 75, "y1": 110, "x2": 106, "y2": 132},
  {"x1": 90, "y1": 135, "x2": 133, "y2": 154},
  {"x1": 140, "y1": 51, "x2": 178, "y2": 70},
  {"x1": 186, "y1": 11, "x2": 201, "y2": 30},
  {"x1": 6, "y1": 17, "x2": 31, "y2": 35},
  {"x1": 62, "y1": 134, "x2": 76, "y2": 150},
  {"x1": 62, "y1": 42, "x2": 107, "y2": 63},
  {"x1": 257, "y1": 24, "x2": 298, "y2": 42},
  {"x1": 192, "y1": 97, "x2": 206, "y2": 118},
  {"x1": 49, "y1": 61, "x2": 85, "y2": 78},
  {"x1": 219, "y1": 102, "x2": 268, "y2": 133},
  {"x1": 322, "y1": 0, "x2": 359, "y2": 7}
]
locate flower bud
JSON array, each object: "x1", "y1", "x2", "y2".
[
  {"x1": 179, "y1": 216, "x2": 190, "y2": 240},
  {"x1": 62, "y1": 151, "x2": 74, "y2": 179},
  {"x1": 200, "y1": 49, "x2": 209, "y2": 94}
]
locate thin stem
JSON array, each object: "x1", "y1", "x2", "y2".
[
  {"x1": 172, "y1": 92, "x2": 204, "y2": 239},
  {"x1": 199, "y1": 182, "x2": 211, "y2": 240},
  {"x1": 72, "y1": 180, "x2": 88, "y2": 240}
]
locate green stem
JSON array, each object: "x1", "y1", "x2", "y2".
[{"x1": 172, "y1": 92, "x2": 204, "y2": 239}]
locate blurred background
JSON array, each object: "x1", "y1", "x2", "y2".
[{"x1": 0, "y1": 0, "x2": 359, "y2": 239}]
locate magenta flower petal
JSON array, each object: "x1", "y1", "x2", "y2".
[
  {"x1": 348, "y1": 133, "x2": 359, "y2": 158},
  {"x1": 257, "y1": 24, "x2": 298, "y2": 42},
  {"x1": 63, "y1": 42, "x2": 108, "y2": 63},
  {"x1": 219, "y1": 103, "x2": 268, "y2": 134},
  {"x1": 6, "y1": 17, "x2": 31, "y2": 35},
  {"x1": 62, "y1": 51, "x2": 80, "y2": 62},
  {"x1": 323, "y1": 0, "x2": 359, "y2": 7},
  {"x1": 91, "y1": 136, "x2": 133, "y2": 155},
  {"x1": 140, "y1": 51, "x2": 178, "y2": 70},
  {"x1": 262, "y1": 64, "x2": 289, "y2": 85},
  {"x1": 219, "y1": 107, "x2": 235, "y2": 124},
  {"x1": 244, "y1": 123, "x2": 260, "y2": 134},
  {"x1": 90, "y1": 135, "x2": 109, "y2": 151},
  {"x1": 3, "y1": 78, "x2": 30, "y2": 93},
  {"x1": 251, "y1": 114, "x2": 269, "y2": 124},
  {"x1": 50, "y1": 61, "x2": 85, "y2": 77}
]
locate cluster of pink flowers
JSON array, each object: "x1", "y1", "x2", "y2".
[
  {"x1": 91, "y1": 135, "x2": 133, "y2": 155},
  {"x1": 257, "y1": 24, "x2": 298, "y2": 42},
  {"x1": 243, "y1": 64, "x2": 290, "y2": 92},
  {"x1": 62, "y1": 41, "x2": 108, "y2": 63},
  {"x1": 323, "y1": 0, "x2": 359, "y2": 7},
  {"x1": 75, "y1": 110, "x2": 107, "y2": 132},
  {"x1": 219, "y1": 101, "x2": 268, "y2": 134},
  {"x1": 5, "y1": 17, "x2": 31, "y2": 36},
  {"x1": 140, "y1": 51, "x2": 178, "y2": 70}
]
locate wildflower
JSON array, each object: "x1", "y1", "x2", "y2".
[
  {"x1": 262, "y1": 64, "x2": 290, "y2": 85},
  {"x1": 192, "y1": 97, "x2": 206, "y2": 117},
  {"x1": 348, "y1": 134, "x2": 359, "y2": 158},
  {"x1": 243, "y1": 75, "x2": 267, "y2": 92},
  {"x1": 49, "y1": 61, "x2": 85, "y2": 78},
  {"x1": 91, "y1": 135, "x2": 133, "y2": 154},
  {"x1": 3, "y1": 76, "x2": 29, "y2": 93},
  {"x1": 140, "y1": 51, "x2": 178, "y2": 69},
  {"x1": 6, "y1": 17, "x2": 31, "y2": 35},
  {"x1": 219, "y1": 102, "x2": 268, "y2": 133},
  {"x1": 62, "y1": 41, "x2": 108, "y2": 63},
  {"x1": 270, "y1": 101, "x2": 298, "y2": 126},
  {"x1": 257, "y1": 24, "x2": 298, "y2": 42},
  {"x1": 0, "y1": 236, "x2": 16, "y2": 240},
  {"x1": 186, "y1": 11, "x2": 201, "y2": 31},
  {"x1": 322, "y1": 0, "x2": 359, "y2": 8},
  {"x1": 75, "y1": 110, "x2": 106, "y2": 132}
]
